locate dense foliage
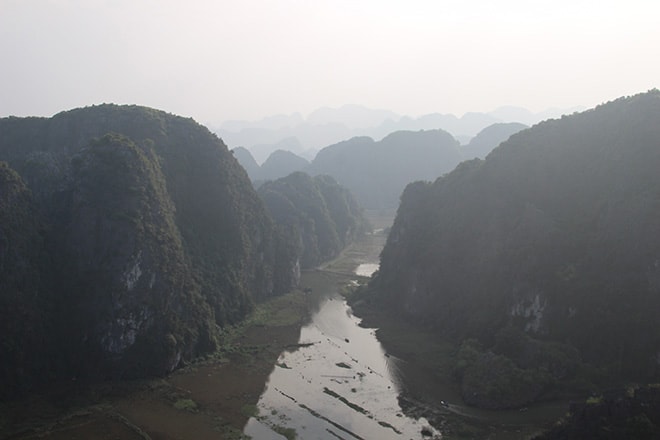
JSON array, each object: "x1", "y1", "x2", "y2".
[
  {"x1": 371, "y1": 90, "x2": 660, "y2": 407},
  {"x1": 534, "y1": 386, "x2": 660, "y2": 440},
  {"x1": 0, "y1": 163, "x2": 47, "y2": 397},
  {"x1": 258, "y1": 172, "x2": 369, "y2": 269},
  {"x1": 0, "y1": 105, "x2": 298, "y2": 398}
]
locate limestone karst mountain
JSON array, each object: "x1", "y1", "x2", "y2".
[
  {"x1": 0, "y1": 104, "x2": 300, "y2": 397},
  {"x1": 370, "y1": 90, "x2": 660, "y2": 408}
]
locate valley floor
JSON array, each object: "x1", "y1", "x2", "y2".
[
  {"x1": 1, "y1": 291, "x2": 306, "y2": 440},
  {"x1": 1, "y1": 219, "x2": 567, "y2": 440}
]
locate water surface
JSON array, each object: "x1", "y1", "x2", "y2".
[
  {"x1": 244, "y1": 271, "x2": 439, "y2": 439},
  {"x1": 355, "y1": 263, "x2": 379, "y2": 277}
]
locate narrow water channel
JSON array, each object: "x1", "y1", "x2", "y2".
[
  {"x1": 243, "y1": 222, "x2": 568, "y2": 439},
  {"x1": 244, "y1": 268, "x2": 441, "y2": 440}
]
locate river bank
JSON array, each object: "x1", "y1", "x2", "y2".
[
  {"x1": 1, "y1": 220, "x2": 568, "y2": 440},
  {"x1": 349, "y1": 296, "x2": 569, "y2": 439},
  {"x1": 339, "y1": 218, "x2": 569, "y2": 439},
  {"x1": 0, "y1": 290, "x2": 308, "y2": 440}
]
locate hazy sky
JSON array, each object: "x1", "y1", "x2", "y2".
[{"x1": 1, "y1": 0, "x2": 658, "y2": 124}]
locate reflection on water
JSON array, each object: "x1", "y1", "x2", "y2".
[
  {"x1": 355, "y1": 263, "x2": 379, "y2": 277},
  {"x1": 244, "y1": 271, "x2": 440, "y2": 439},
  {"x1": 244, "y1": 223, "x2": 567, "y2": 439}
]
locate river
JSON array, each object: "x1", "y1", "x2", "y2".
[
  {"x1": 244, "y1": 268, "x2": 442, "y2": 439},
  {"x1": 243, "y1": 223, "x2": 567, "y2": 440},
  {"x1": 1, "y1": 223, "x2": 565, "y2": 440}
]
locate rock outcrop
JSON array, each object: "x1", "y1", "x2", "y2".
[
  {"x1": 371, "y1": 91, "x2": 660, "y2": 406},
  {"x1": 0, "y1": 105, "x2": 299, "y2": 397}
]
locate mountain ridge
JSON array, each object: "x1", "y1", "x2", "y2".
[
  {"x1": 0, "y1": 104, "x2": 298, "y2": 397},
  {"x1": 368, "y1": 90, "x2": 660, "y2": 408}
]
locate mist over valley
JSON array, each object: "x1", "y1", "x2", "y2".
[{"x1": 2, "y1": 1, "x2": 659, "y2": 438}]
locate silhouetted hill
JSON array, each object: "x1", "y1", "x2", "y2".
[
  {"x1": 370, "y1": 90, "x2": 660, "y2": 408},
  {"x1": 306, "y1": 129, "x2": 463, "y2": 210},
  {"x1": 248, "y1": 136, "x2": 306, "y2": 164},
  {"x1": 259, "y1": 149, "x2": 309, "y2": 181},
  {"x1": 0, "y1": 163, "x2": 47, "y2": 398},
  {"x1": 307, "y1": 104, "x2": 399, "y2": 129},
  {"x1": 0, "y1": 105, "x2": 299, "y2": 398},
  {"x1": 462, "y1": 122, "x2": 528, "y2": 159},
  {"x1": 212, "y1": 104, "x2": 581, "y2": 162},
  {"x1": 232, "y1": 146, "x2": 260, "y2": 180},
  {"x1": 258, "y1": 172, "x2": 368, "y2": 269}
]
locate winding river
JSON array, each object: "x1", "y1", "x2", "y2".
[
  {"x1": 244, "y1": 267, "x2": 442, "y2": 439},
  {"x1": 243, "y1": 225, "x2": 567, "y2": 439}
]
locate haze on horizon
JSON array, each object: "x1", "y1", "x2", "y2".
[{"x1": 1, "y1": 0, "x2": 658, "y2": 125}]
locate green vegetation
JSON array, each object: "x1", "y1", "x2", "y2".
[
  {"x1": 585, "y1": 395, "x2": 602, "y2": 405},
  {"x1": 0, "y1": 162, "x2": 47, "y2": 399},
  {"x1": 0, "y1": 104, "x2": 300, "y2": 398},
  {"x1": 272, "y1": 424, "x2": 297, "y2": 440},
  {"x1": 258, "y1": 171, "x2": 369, "y2": 269},
  {"x1": 371, "y1": 90, "x2": 660, "y2": 408},
  {"x1": 535, "y1": 385, "x2": 660, "y2": 439},
  {"x1": 240, "y1": 403, "x2": 259, "y2": 418},
  {"x1": 246, "y1": 289, "x2": 308, "y2": 327},
  {"x1": 173, "y1": 398, "x2": 198, "y2": 412}
]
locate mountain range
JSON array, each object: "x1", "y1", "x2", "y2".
[
  {"x1": 212, "y1": 103, "x2": 582, "y2": 163},
  {"x1": 233, "y1": 122, "x2": 529, "y2": 211},
  {"x1": 0, "y1": 104, "x2": 363, "y2": 399}
]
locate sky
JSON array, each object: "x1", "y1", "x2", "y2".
[{"x1": 1, "y1": 0, "x2": 658, "y2": 125}]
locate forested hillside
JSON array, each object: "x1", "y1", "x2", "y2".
[
  {"x1": 258, "y1": 172, "x2": 369, "y2": 269},
  {"x1": 370, "y1": 90, "x2": 660, "y2": 408},
  {"x1": 0, "y1": 105, "x2": 299, "y2": 398}
]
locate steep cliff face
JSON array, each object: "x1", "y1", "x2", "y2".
[
  {"x1": 0, "y1": 105, "x2": 298, "y2": 396},
  {"x1": 373, "y1": 91, "x2": 660, "y2": 393},
  {"x1": 0, "y1": 163, "x2": 48, "y2": 397},
  {"x1": 258, "y1": 172, "x2": 368, "y2": 269},
  {"x1": 51, "y1": 134, "x2": 218, "y2": 378}
]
